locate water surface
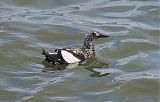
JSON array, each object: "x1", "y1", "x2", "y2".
[{"x1": 0, "y1": 0, "x2": 160, "y2": 102}]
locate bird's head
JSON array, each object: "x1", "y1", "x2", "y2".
[
  {"x1": 90, "y1": 31, "x2": 109, "y2": 39},
  {"x1": 85, "y1": 31, "x2": 109, "y2": 40},
  {"x1": 83, "y1": 31, "x2": 109, "y2": 51}
]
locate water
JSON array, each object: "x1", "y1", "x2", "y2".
[{"x1": 0, "y1": 0, "x2": 160, "y2": 102}]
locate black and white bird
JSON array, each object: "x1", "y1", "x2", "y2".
[{"x1": 42, "y1": 31, "x2": 109, "y2": 65}]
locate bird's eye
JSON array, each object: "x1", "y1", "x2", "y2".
[{"x1": 92, "y1": 32, "x2": 96, "y2": 36}]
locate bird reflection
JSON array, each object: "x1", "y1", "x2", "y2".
[
  {"x1": 82, "y1": 54, "x2": 110, "y2": 77},
  {"x1": 42, "y1": 53, "x2": 110, "y2": 77}
]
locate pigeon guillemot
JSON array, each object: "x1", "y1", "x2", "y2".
[{"x1": 42, "y1": 31, "x2": 109, "y2": 64}]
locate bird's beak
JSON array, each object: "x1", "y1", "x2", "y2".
[{"x1": 97, "y1": 34, "x2": 109, "y2": 38}]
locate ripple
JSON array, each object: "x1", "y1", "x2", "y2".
[
  {"x1": 116, "y1": 53, "x2": 148, "y2": 66},
  {"x1": 46, "y1": 96, "x2": 78, "y2": 101},
  {"x1": 86, "y1": 89, "x2": 114, "y2": 95},
  {"x1": 0, "y1": 0, "x2": 159, "y2": 102},
  {"x1": 18, "y1": 72, "x2": 74, "y2": 101},
  {"x1": 93, "y1": 68, "x2": 122, "y2": 75},
  {"x1": 114, "y1": 70, "x2": 160, "y2": 82},
  {"x1": 94, "y1": 6, "x2": 136, "y2": 13}
]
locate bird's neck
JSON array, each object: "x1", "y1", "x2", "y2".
[{"x1": 82, "y1": 37, "x2": 95, "y2": 53}]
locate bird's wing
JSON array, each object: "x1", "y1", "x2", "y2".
[{"x1": 56, "y1": 48, "x2": 85, "y2": 63}]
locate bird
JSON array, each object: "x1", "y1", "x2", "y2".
[{"x1": 42, "y1": 31, "x2": 109, "y2": 65}]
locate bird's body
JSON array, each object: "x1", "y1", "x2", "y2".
[{"x1": 42, "y1": 31, "x2": 109, "y2": 64}]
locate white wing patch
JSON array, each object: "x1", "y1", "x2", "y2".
[
  {"x1": 49, "y1": 52, "x2": 56, "y2": 54},
  {"x1": 61, "y1": 50, "x2": 80, "y2": 63}
]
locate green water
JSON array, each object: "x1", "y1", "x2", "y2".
[{"x1": 0, "y1": 0, "x2": 160, "y2": 102}]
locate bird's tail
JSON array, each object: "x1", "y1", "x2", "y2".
[
  {"x1": 42, "y1": 49, "x2": 56, "y2": 64},
  {"x1": 42, "y1": 49, "x2": 49, "y2": 57}
]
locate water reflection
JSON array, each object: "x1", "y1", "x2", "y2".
[
  {"x1": 42, "y1": 53, "x2": 110, "y2": 77},
  {"x1": 81, "y1": 54, "x2": 110, "y2": 77}
]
